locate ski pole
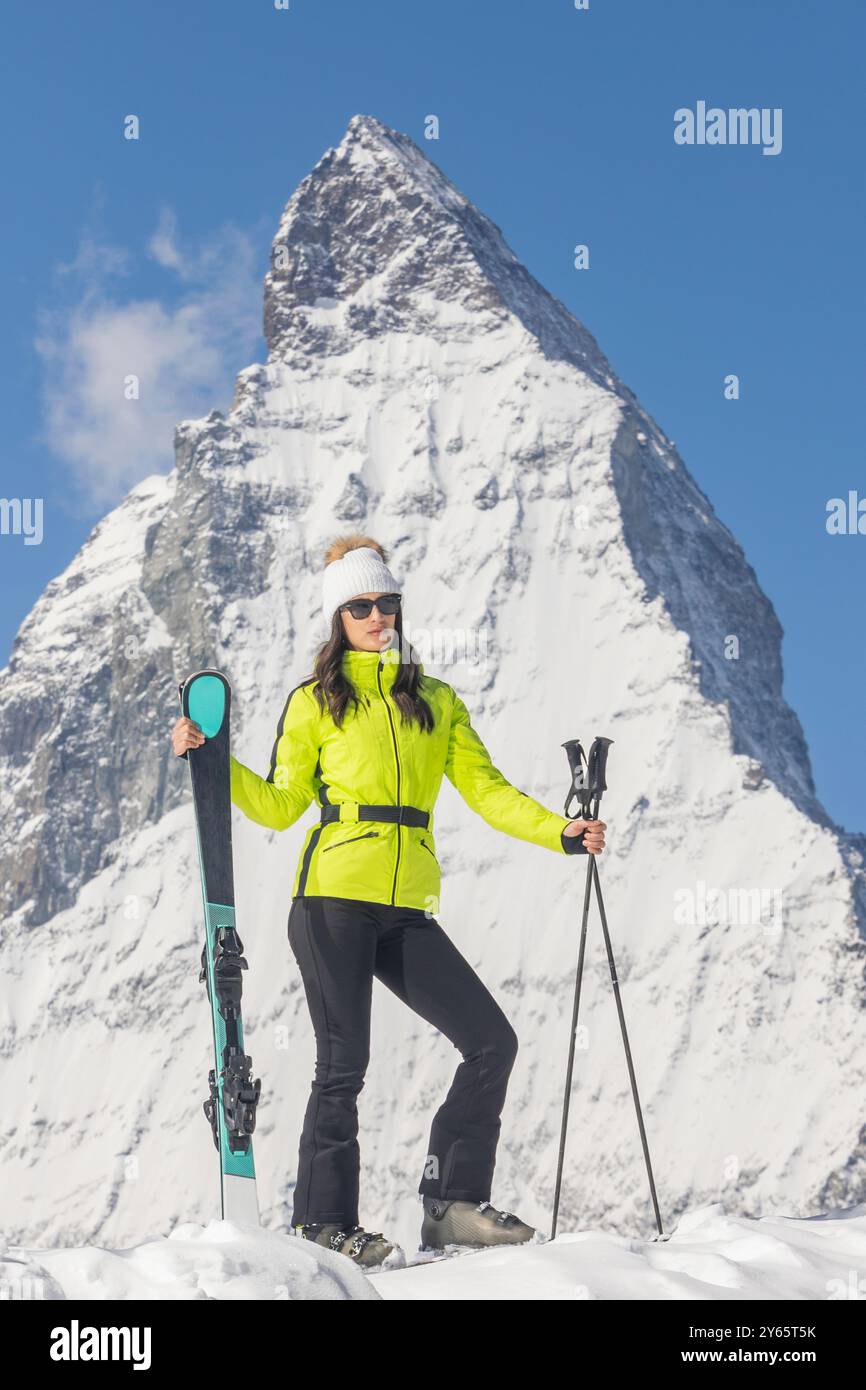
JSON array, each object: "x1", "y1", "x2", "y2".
[
  {"x1": 551, "y1": 737, "x2": 599, "y2": 1240},
  {"x1": 550, "y1": 736, "x2": 665, "y2": 1241},
  {"x1": 550, "y1": 772, "x2": 594, "y2": 1242},
  {"x1": 589, "y1": 846, "x2": 664, "y2": 1238}
]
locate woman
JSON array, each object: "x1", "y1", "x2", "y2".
[{"x1": 172, "y1": 534, "x2": 605, "y2": 1269}]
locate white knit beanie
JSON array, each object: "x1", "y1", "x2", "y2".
[{"x1": 322, "y1": 545, "x2": 402, "y2": 624}]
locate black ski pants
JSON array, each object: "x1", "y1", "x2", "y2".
[{"x1": 287, "y1": 894, "x2": 519, "y2": 1227}]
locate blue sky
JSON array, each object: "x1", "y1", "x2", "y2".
[{"x1": 2, "y1": 0, "x2": 863, "y2": 830}]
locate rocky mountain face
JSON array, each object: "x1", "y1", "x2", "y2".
[{"x1": 1, "y1": 115, "x2": 863, "y2": 1251}]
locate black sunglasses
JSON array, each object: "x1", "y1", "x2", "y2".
[{"x1": 340, "y1": 593, "x2": 402, "y2": 620}]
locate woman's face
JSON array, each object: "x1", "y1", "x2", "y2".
[{"x1": 340, "y1": 592, "x2": 398, "y2": 653}]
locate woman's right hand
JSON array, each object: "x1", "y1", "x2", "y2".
[{"x1": 172, "y1": 715, "x2": 205, "y2": 757}]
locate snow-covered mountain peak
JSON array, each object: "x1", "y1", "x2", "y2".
[{"x1": 263, "y1": 112, "x2": 613, "y2": 382}]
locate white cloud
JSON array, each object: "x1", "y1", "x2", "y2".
[
  {"x1": 34, "y1": 208, "x2": 266, "y2": 510},
  {"x1": 147, "y1": 207, "x2": 187, "y2": 275}
]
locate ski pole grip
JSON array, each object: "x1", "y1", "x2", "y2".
[
  {"x1": 561, "y1": 738, "x2": 588, "y2": 817},
  {"x1": 587, "y1": 736, "x2": 614, "y2": 797},
  {"x1": 562, "y1": 739, "x2": 585, "y2": 785}
]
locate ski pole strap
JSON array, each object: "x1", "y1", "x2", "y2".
[{"x1": 319, "y1": 802, "x2": 431, "y2": 829}]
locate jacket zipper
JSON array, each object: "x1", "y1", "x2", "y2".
[
  {"x1": 322, "y1": 829, "x2": 380, "y2": 852},
  {"x1": 377, "y1": 662, "x2": 402, "y2": 904},
  {"x1": 420, "y1": 837, "x2": 437, "y2": 860}
]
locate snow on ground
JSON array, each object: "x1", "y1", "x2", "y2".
[
  {"x1": 0, "y1": 1220, "x2": 379, "y2": 1302},
  {"x1": 2, "y1": 1203, "x2": 864, "y2": 1301}
]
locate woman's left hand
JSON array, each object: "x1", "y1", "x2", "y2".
[{"x1": 563, "y1": 818, "x2": 606, "y2": 854}]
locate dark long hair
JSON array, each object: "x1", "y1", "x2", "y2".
[{"x1": 310, "y1": 607, "x2": 435, "y2": 732}]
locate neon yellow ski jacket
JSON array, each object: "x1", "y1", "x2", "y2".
[{"x1": 229, "y1": 646, "x2": 581, "y2": 911}]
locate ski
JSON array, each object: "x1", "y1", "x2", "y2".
[
  {"x1": 408, "y1": 1246, "x2": 492, "y2": 1267},
  {"x1": 179, "y1": 668, "x2": 261, "y2": 1226},
  {"x1": 404, "y1": 1235, "x2": 551, "y2": 1268}
]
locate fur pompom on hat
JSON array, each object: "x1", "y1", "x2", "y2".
[{"x1": 321, "y1": 534, "x2": 402, "y2": 623}]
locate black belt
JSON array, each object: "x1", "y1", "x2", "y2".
[{"x1": 319, "y1": 803, "x2": 430, "y2": 829}]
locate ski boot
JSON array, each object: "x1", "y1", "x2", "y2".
[
  {"x1": 294, "y1": 1221, "x2": 404, "y2": 1270},
  {"x1": 420, "y1": 1196, "x2": 537, "y2": 1252}
]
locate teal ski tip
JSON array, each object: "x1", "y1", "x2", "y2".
[{"x1": 184, "y1": 671, "x2": 229, "y2": 738}]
